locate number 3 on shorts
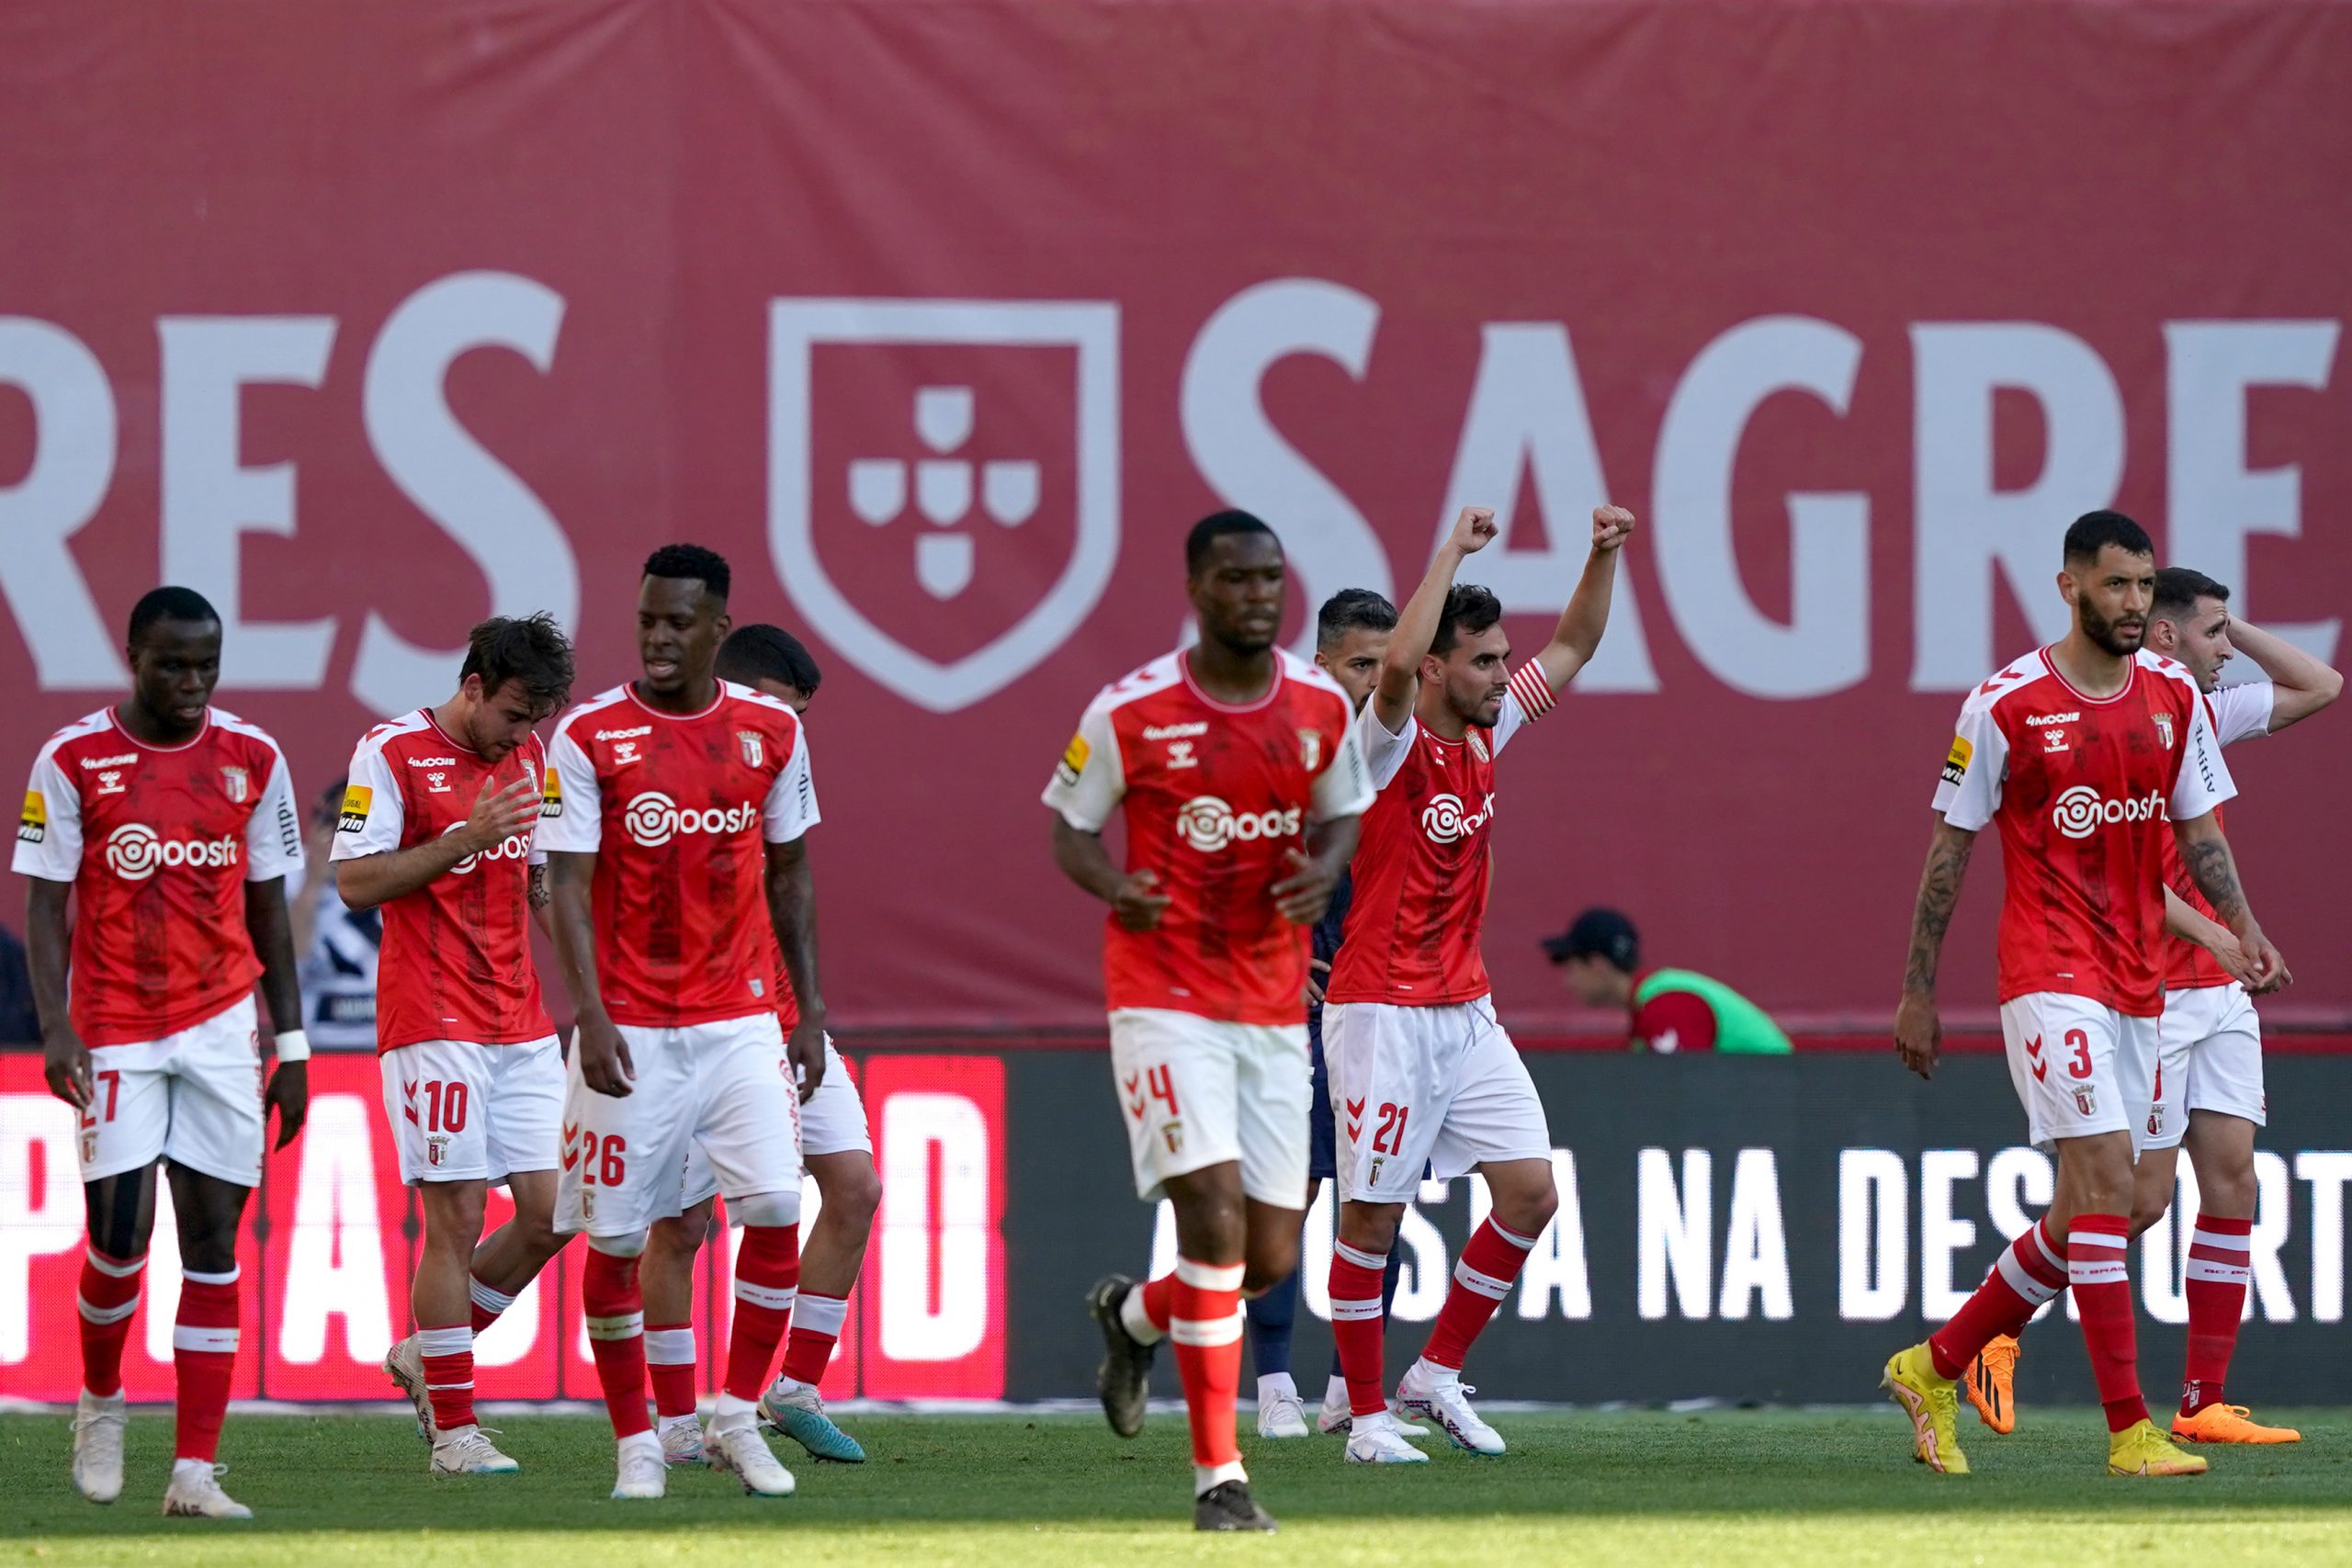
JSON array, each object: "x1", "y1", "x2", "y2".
[{"x1": 2064, "y1": 1028, "x2": 2093, "y2": 1080}]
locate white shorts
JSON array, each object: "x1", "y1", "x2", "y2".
[
  {"x1": 75, "y1": 997, "x2": 264, "y2": 1188},
  {"x1": 555, "y1": 1012, "x2": 804, "y2": 1239},
  {"x1": 1999, "y1": 992, "x2": 2159, "y2": 1154},
  {"x1": 379, "y1": 1036, "x2": 564, "y2": 1186},
  {"x1": 2144, "y1": 984, "x2": 2266, "y2": 1150},
  {"x1": 1107, "y1": 1009, "x2": 1310, "y2": 1209},
  {"x1": 682, "y1": 1037, "x2": 865, "y2": 1211},
  {"x1": 1323, "y1": 996, "x2": 1552, "y2": 1203}
]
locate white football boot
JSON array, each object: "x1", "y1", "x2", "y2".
[
  {"x1": 382, "y1": 1334, "x2": 435, "y2": 1440},
  {"x1": 1256, "y1": 1374, "x2": 1311, "y2": 1438},
  {"x1": 1344, "y1": 1410, "x2": 1430, "y2": 1464},
  {"x1": 1395, "y1": 1360, "x2": 1505, "y2": 1455},
  {"x1": 161, "y1": 1461, "x2": 252, "y2": 1519},
  {"x1": 431, "y1": 1425, "x2": 520, "y2": 1475},
  {"x1": 704, "y1": 1410, "x2": 796, "y2": 1497},
  {"x1": 657, "y1": 1414, "x2": 706, "y2": 1465},
  {"x1": 610, "y1": 1432, "x2": 667, "y2": 1500},
  {"x1": 72, "y1": 1390, "x2": 127, "y2": 1503},
  {"x1": 1317, "y1": 1373, "x2": 1427, "y2": 1437}
]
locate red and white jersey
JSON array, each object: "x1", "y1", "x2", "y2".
[
  {"x1": 2164, "y1": 681, "x2": 2274, "y2": 992},
  {"x1": 1326, "y1": 662, "x2": 1555, "y2": 1006},
  {"x1": 1043, "y1": 647, "x2": 1373, "y2": 1025},
  {"x1": 539, "y1": 682, "x2": 817, "y2": 1029},
  {"x1": 13, "y1": 706, "x2": 302, "y2": 1046},
  {"x1": 1935, "y1": 647, "x2": 2233, "y2": 1017},
  {"x1": 330, "y1": 710, "x2": 552, "y2": 1053}
]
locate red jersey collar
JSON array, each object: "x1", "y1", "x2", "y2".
[
  {"x1": 107, "y1": 706, "x2": 212, "y2": 753},
  {"x1": 624, "y1": 681, "x2": 728, "y2": 722},
  {"x1": 2039, "y1": 645, "x2": 2140, "y2": 707},
  {"x1": 1177, "y1": 649, "x2": 1283, "y2": 714}
]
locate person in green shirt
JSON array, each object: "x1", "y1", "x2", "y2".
[{"x1": 1542, "y1": 908, "x2": 1792, "y2": 1055}]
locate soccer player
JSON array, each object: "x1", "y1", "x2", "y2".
[
  {"x1": 17, "y1": 587, "x2": 309, "y2": 1518},
  {"x1": 1237, "y1": 588, "x2": 1424, "y2": 1442},
  {"x1": 542, "y1": 547, "x2": 825, "y2": 1501},
  {"x1": 1961, "y1": 570, "x2": 2337, "y2": 1443},
  {"x1": 1322, "y1": 502, "x2": 1633, "y2": 1463},
  {"x1": 334, "y1": 614, "x2": 578, "y2": 1474},
  {"x1": 1884, "y1": 511, "x2": 2284, "y2": 1479},
  {"x1": 638, "y1": 625, "x2": 879, "y2": 1467},
  {"x1": 1050, "y1": 511, "x2": 1373, "y2": 1532}
]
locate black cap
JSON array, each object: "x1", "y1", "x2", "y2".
[{"x1": 1542, "y1": 907, "x2": 1639, "y2": 972}]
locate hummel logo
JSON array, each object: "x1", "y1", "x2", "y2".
[
  {"x1": 1121, "y1": 1074, "x2": 1146, "y2": 1121},
  {"x1": 1344, "y1": 1096, "x2": 1366, "y2": 1142},
  {"x1": 2025, "y1": 1035, "x2": 2049, "y2": 1083},
  {"x1": 401, "y1": 1079, "x2": 420, "y2": 1124}
]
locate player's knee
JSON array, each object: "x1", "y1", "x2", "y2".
[
  {"x1": 2128, "y1": 1192, "x2": 2171, "y2": 1239},
  {"x1": 821, "y1": 1162, "x2": 882, "y2": 1233},
  {"x1": 730, "y1": 1188, "x2": 802, "y2": 1230},
  {"x1": 1507, "y1": 1181, "x2": 1561, "y2": 1235},
  {"x1": 588, "y1": 1229, "x2": 649, "y2": 1260}
]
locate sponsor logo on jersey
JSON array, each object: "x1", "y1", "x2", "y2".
[
  {"x1": 621, "y1": 791, "x2": 760, "y2": 849},
  {"x1": 2155, "y1": 712, "x2": 2175, "y2": 750},
  {"x1": 442, "y1": 820, "x2": 532, "y2": 874},
  {"x1": 405, "y1": 756, "x2": 458, "y2": 768},
  {"x1": 102, "y1": 823, "x2": 242, "y2": 881},
  {"x1": 96, "y1": 769, "x2": 126, "y2": 795},
  {"x1": 2024, "y1": 712, "x2": 2080, "y2": 727},
  {"x1": 540, "y1": 769, "x2": 563, "y2": 819},
  {"x1": 739, "y1": 729, "x2": 765, "y2": 769},
  {"x1": 425, "y1": 770, "x2": 453, "y2": 794},
  {"x1": 1056, "y1": 732, "x2": 1090, "y2": 788},
  {"x1": 2050, "y1": 784, "x2": 2168, "y2": 840},
  {"x1": 78, "y1": 752, "x2": 137, "y2": 770},
  {"x1": 1144, "y1": 723, "x2": 1207, "y2": 741},
  {"x1": 613, "y1": 740, "x2": 641, "y2": 766},
  {"x1": 1172, "y1": 795, "x2": 1302, "y2": 852},
  {"x1": 18, "y1": 792, "x2": 45, "y2": 844},
  {"x1": 220, "y1": 766, "x2": 248, "y2": 804},
  {"x1": 1166, "y1": 739, "x2": 1197, "y2": 770},
  {"x1": 338, "y1": 785, "x2": 373, "y2": 833},
  {"x1": 594, "y1": 726, "x2": 653, "y2": 741},
  {"x1": 1941, "y1": 734, "x2": 1973, "y2": 787},
  {"x1": 1420, "y1": 791, "x2": 1496, "y2": 845},
  {"x1": 2043, "y1": 728, "x2": 2069, "y2": 753}
]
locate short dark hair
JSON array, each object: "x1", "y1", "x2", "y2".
[
  {"x1": 128, "y1": 586, "x2": 220, "y2": 646},
  {"x1": 1430, "y1": 583, "x2": 1504, "y2": 657},
  {"x1": 1316, "y1": 589, "x2": 1398, "y2": 650},
  {"x1": 2063, "y1": 510, "x2": 2154, "y2": 566},
  {"x1": 459, "y1": 613, "x2": 575, "y2": 712},
  {"x1": 642, "y1": 543, "x2": 731, "y2": 604},
  {"x1": 717, "y1": 624, "x2": 822, "y2": 696},
  {"x1": 2153, "y1": 566, "x2": 2231, "y2": 622},
  {"x1": 1543, "y1": 907, "x2": 1641, "y2": 972},
  {"x1": 1185, "y1": 510, "x2": 1280, "y2": 575}
]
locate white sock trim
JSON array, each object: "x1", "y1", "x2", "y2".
[
  {"x1": 84, "y1": 1250, "x2": 148, "y2": 1280},
  {"x1": 1194, "y1": 1459, "x2": 1248, "y2": 1496},
  {"x1": 792, "y1": 1292, "x2": 850, "y2": 1337},
  {"x1": 585, "y1": 1312, "x2": 645, "y2": 1342},
  {"x1": 643, "y1": 1327, "x2": 696, "y2": 1365},
  {"x1": 1119, "y1": 1283, "x2": 1165, "y2": 1345},
  {"x1": 1170, "y1": 1314, "x2": 1245, "y2": 1348},
  {"x1": 1333, "y1": 1239, "x2": 1389, "y2": 1271},
  {"x1": 416, "y1": 1325, "x2": 473, "y2": 1358},
  {"x1": 1175, "y1": 1257, "x2": 1246, "y2": 1292},
  {"x1": 1452, "y1": 1261, "x2": 1512, "y2": 1301},
  {"x1": 76, "y1": 1294, "x2": 140, "y2": 1326}
]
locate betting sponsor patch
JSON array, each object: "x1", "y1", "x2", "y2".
[
  {"x1": 539, "y1": 767, "x2": 564, "y2": 819},
  {"x1": 1056, "y1": 733, "x2": 1090, "y2": 788},
  {"x1": 1940, "y1": 734, "x2": 1972, "y2": 788},
  {"x1": 337, "y1": 784, "x2": 372, "y2": 834},
  {"x1": 17, "y1": 791, "x2": 45, "y2": 844}
]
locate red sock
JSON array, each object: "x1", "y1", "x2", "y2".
[
  {"x1": 2181, "y1": 1214, "x2": 2253, "y2": 1416},
  {"x1": 2069, "y1": 1214, "x2": 2148, "y2": 1433},
  {"x1": 1142, "y1": 1272, "x2": 1174, "y2": 1334},
  {"x1": 582, "y1": 1247, "x2": 651, "y2": 1439},
  {"x1": 1928, "y1": 1217, "x2": 2068, "y2": 1379},
  {"x1": 723, "y1": 1224, "x2": 800, "y2": 1402},
  {"x1": 76, "y1": 1247, "x2": 146, "y2": 1398},
  {"x1": 1422, "y1": 1218, "x2": 1539, "y2": 1371},
  {"x1": 1169, "y1": 1257, "x2": 1245, "y2": 1486},
  {"x1": 644, "y1": 1322, "x2": 698, "y2": 1419},
  {"x1": 469, "y1": 1273, "x2": 515, "y2": 1336},
  {"x1": 1328, "y1": 1240, "x2": 1389, "y2": 1417},
  {"x1": 781, "y1": 1292, "x2": 848, "y2": 1386},
  {"x1": 416, "y1": 1324, "x2": 476, "y2": 1432},
  {"x1": 172, "y1": 1269, "x2": 240, "y2": 1463}
]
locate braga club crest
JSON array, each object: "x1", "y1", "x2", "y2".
[{"x1": 767, "y1": 298, "x2": 1121, "y2": 715}]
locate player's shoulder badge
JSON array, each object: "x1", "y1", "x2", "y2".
[
  {"x1": 1056, "y1": 731, "x2": 1090, "y2": 787},
  {"x1": 2154, "y1": 712, "x2": 2174, "y2": 750},
  {"x1": 17, "y1": 791, "x2": 45, "y2": 844},
  {"x1": 220, "y1": 765, "x2": 248, "y2": 805},
  {"x1": 539, "y1": 766, "x2": 564, "y2": 820},
  {"x1": 1941, "y1": 734, "x2": 1973, "y2": 786},
  {"x1": 738, "y1": 728, "x2": 765, "y2": 770},
  {"x1": 337, "y1": 784, "x2": 372, "y2": 834}
]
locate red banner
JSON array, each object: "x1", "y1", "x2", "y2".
[
  {"x1": 2, "y1": 2, "x2": 2347, "y2": 1034},
  {"x1": 0, "y1": 1052, "x2": 1003, "y2": 1403}
]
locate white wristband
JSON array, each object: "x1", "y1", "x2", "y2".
[{"x1": 273, "y1": 1029, "x2": 311, "y2": 1064}]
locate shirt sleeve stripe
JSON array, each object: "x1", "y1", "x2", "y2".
[{"x1": 1508, "y1": 660, "x2": 1555, "y2": 721}]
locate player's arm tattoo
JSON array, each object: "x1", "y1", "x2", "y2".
[
  {"x1": 2179, "y1": 828, "x2": 2250, "y2": 930},
  {"x1": 1900, "y1": 820, "x2": 1976, "y2": 995}
]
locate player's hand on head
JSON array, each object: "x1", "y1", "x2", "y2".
[
  {"x1": 1113, "y1": 869, "x2": 1172, "y2": 932},
  {"x1": 41, "y1": 1030, "x2": 94, "y2": 1111},
  {"x1": 1591, "y1": 503, "x2": 1636, "y2": 555},
  {"x1": 1450, "y1": 505, "x2": 1498, "y2": 555},
  {"x1": 265, "y1": 1058, "x2": 309, "y2": 1149},
  {"x1": 579, "y1": 1013, "x2": 636, "y2": 1098},
  {"x1": 1271, "y1": 848, "x2": 1338, "y2": 926},
  {"x1": 467, "y1": 774, "x2": 540, "y2": 852},
  {"x1": 1892, "y1": 991, "x2": 1940, "y2": 1080}
]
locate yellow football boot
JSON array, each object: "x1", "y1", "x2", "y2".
[
  {"x1": 1962, "y1": 1335, "x2": 2019, "y2": 1434},
  {"x1": 2172, "y1": 1404, "x2": 2301, "y2": 1445},
  {"x1": 1881, "y1": 1343, "x2": 1969, "y2": 1475},
  {"x1": 2109, "y1": 1418, "x2": 2210, "y2": 1476}
]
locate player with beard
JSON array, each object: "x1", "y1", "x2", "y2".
[
  {"x1": 1321, "y1": 503, "x2": 1633, "y2": 1463},
  {"x1": 542, "y1": 547, "x2": 825, "y2": 1501},
  {"x1": 1052, "y1": 511, "x2": 1372, "y2": 1531},
  {"x1": 1883, "y1": 512, "x2": 2284, "y2": 1479},
  {"x1": 1960, "y1": 569, "x2": 2336, "y2": 1443},
  {"x1": 17, "y1": 587, "x2": 308, "y2": 1518}
]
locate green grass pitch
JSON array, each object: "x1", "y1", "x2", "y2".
[{"x1": 4, "y1": 1408, "x2": 2348, "y2": 1566}]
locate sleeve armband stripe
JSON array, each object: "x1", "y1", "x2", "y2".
[{"x1": 1509, "y1": 662, "x2": 1555, "y2": 719}]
